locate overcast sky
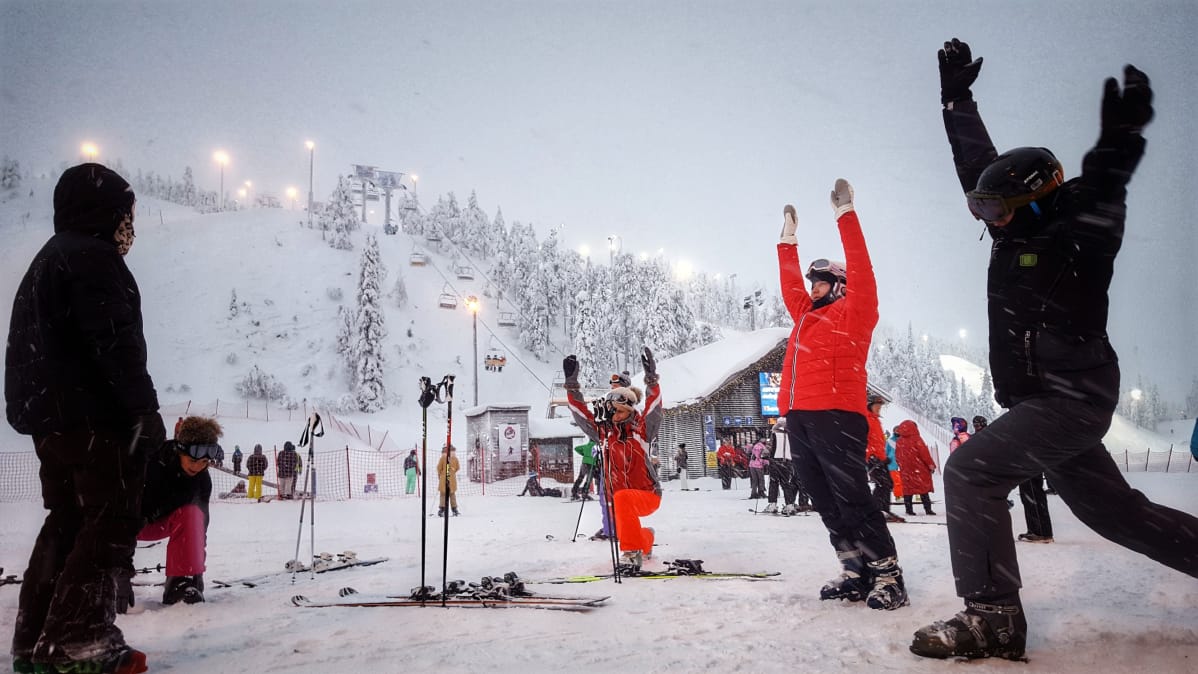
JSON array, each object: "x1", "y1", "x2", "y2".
[{"x1": 2, "y1": 0, "x2": 1195, "y2": 400}]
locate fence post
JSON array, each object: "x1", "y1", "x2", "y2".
[
  {"x1": 345, "y1": 446, "x2": 352, "y2": 500},
  {"x1": 246, "y1": 399, "x2": 250, "y2": 419},
  {"x1": 215, "y1": 399, "x2": 220, "y2": 416},
  {"x1": 184, "y1": 400, "x2": 192, "y2": 415},
  {"x1": 367, "y1": 425, "x2": 372, "y2": 447},
  {"x1": 1124, "y1": 449, "x2": 1128, "y2": 472},
  {"x1": 376, "y1": 429, "x2": 389, "y2": 451},
  {"x1": 1144, "y1": 450, "x2": 1150, "y2": 472},
  {"x1": 1166, "y1": 444, "x2": 1173, "y2": 473},
  {"x1": 265, "y1": 398, "x2": 269, "y2": 423}
]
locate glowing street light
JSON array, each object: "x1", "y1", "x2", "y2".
[
  {"x1": 244, "y1": 180, "x2": 253, "y2": 207},
  {"x1": 1130, "y1": 388, "x2": 1143, "y2": 401},
  {"x1": 465, "y1": 295, "x2": 481, "y2": 406},
  {"x1": 305, "y1": 140, "x2": 315, "y2": 227},
  {"x1": 80, "y1": 142, "x2": 99, "y2": 161},
  {"x1": 958, "y1": 328, "x2": 968, "y2": 340},
  {"x1": 213, "y1": 150, "x2": 229, "y2": 211},
  {"x1": 578, "y1": 244, "x2": 591, "y2": 258},
  {"x1": 286, "y1": 186, "x2": 298, "y2": 209}
]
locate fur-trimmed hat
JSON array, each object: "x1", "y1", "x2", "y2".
[{"x1": 175, "y1": 416, "x2": 223, "y2": 446}]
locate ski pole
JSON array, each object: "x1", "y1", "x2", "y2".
[
  {"x1": 439, "y1": 374, "x2": 456, "y2": 606},
  {"x1": 417, "y1": 377, "x2": 436, "y2": 596},
  {"x1": 571, "y1": 466, "x2": 590, "y2": 541}
]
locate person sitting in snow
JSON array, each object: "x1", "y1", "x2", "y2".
[
  {"x1": 565, "y1": 347, "x2": 662, "y2": 570},
  {"x1": 136, "y1": 415, "x2": 222, "y2": 606},
  {"x1": 519, "y1": 472, "x2": 546, "y2": 497}
]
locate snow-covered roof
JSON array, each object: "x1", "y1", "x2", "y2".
[
  {"x1": 656, "y1": 327, "x2": 790, "y2": 408},
  {"x1": 528, "y1": 416, "x2": 585, "y2": 440}
]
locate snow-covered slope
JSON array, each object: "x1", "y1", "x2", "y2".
[{"x1": 0, "y1": 178, "x2": 560, "y2": 452}]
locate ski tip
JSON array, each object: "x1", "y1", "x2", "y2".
[
  {"x1": 338, "y1": 587, "x2": 358, "y2": 597},
  {"x1": 291, "y1": 595, "x2": 309, "y2": 606}
]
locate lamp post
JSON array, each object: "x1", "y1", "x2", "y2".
[
  {"x1": 466, "y1": 295, "x2": 480, "y2": 406},
  {"x1": 286, "y1": 186, "x2": 298, "y2": 210},
  {"x1": 80, "y1": 142, "x2": 98, "y2": 161},
  {"x1": 305, "y1": 140, "x2": 315, "y2": 227},
  {"x1": 213, "y1": 150, "x2": 229, "y2": 211}
]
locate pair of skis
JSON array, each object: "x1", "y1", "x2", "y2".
[
  {"x1": 531, "y1": 559, "x2": 780, "y2": 584},
  {"x1": 210, "y1": 554, "x2": 388, "y2": 589},
  {"x1": 294, "y1": 572, "x2": 608, "y2": 612}
]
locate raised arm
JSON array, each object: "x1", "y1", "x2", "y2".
[
  {"x1": 938, "y1": 38, "x2": 998, "y2": 195},
  {"x1": 777, "y1": 205, "x2": 813, "y2": 319},
  {"x1": 563, "y1": 355, "x2": 601, "y2": 442}
]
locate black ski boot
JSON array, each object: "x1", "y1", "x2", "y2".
[
  {"x1": 162, "y1": 574, "x2": 204, "y2": 605},
  {"x1": 667, "y1": 559, "x2": 706, "y2": 575},
  {"x1": 864, "y1": 556, "x2": 909, "y2": 610},
  {"x1": 437, "y1": 507, "x2": 446, "y2": 517},
  {"x1": 44, "y1": 646, "x2": 148, "y2": 674},
  {"x1": 910, "y1": 599, "x2": 1027, "y2": 661},
  {"x1": 820, "y1": 550, "x2": 869, "y2": 602}
]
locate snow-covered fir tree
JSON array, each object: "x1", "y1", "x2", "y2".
[
  {"x1": 1, "y1": 156, "x2": 21, "y2": 190},
  {"x1": 353, "y1": 234, "x2": 387, "y2": 412},
  {"x1": 335, "y1": 305, "x2": 355, "y2": 385},
  {"x1": 392, "y1": 271, "x2": 408, "y2": 308},
  {"x1": 321, "y1": 177, "x2": 359, "y2": 246}
]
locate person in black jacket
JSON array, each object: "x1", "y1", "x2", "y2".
[
  {"x1": 5, "y1": 163, "x2": 163, "y2": 674},
  {"x1": 246, "y1": 444, "x2": 268, "y2": 500},
  {"x1": 277, "y1": 441, "x2": 299, "y2": 499},
  {"x1": 137, "y1": 416, "x2": 221, "y2": 605},
  {"x1": 911, "y1": 38, "x2": 1198, "y2": 662}
]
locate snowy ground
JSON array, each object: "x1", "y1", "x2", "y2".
[{"x1": 2, "y1": 472, "x2": 1195, "y2": 673}]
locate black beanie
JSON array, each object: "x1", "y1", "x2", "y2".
[{"x1": 53, "y1": 163, "x2": 135, "y2": 235}]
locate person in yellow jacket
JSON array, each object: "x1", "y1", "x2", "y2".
[{"x1": 436, "y1": 444, "x2": 460, "y2": 516}]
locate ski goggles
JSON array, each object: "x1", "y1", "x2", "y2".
[
  {"x1": 805, "y1": 258, "x2": 845, "y2": 282},
  {"x1": 182, "y1": 443, "x2": 221, "y2": 462},
  {"x1": 609, "y1": 373, "x2": 631, "y2": 387}
]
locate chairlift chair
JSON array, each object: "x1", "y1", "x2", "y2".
[
  {"x1": 438, "y1": 283, "x2": 458, "y2": 309},
  {"x1": 497, "y1": 311, "x2": 517, "y2": 327},
  {"x1": 455, "y1": 265, "x2": 475, "y2": 280},
  {"x1": 409, "y1": 251, "x2": 429, "y2": 266},
  {"x1": 484, "y1": 335, "x2": 507, "y2": 372}
]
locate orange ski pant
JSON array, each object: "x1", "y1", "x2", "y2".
[{"x1": 613, "y1": 489, "x2": 661, "y2": 554}]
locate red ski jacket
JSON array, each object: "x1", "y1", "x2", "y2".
[
  {"x1": 895, "y1": 420, "x2": 937, "y2": 496},
  {"x1": 567, "y1": 382, "x2": 662, "y2": 494},
  {"x1": 777, "y1": 210, "x2": 878, "y2": 416}
]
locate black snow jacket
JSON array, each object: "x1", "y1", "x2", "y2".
[
  {"x1": 943, "y1": 99, "x2": 1143, "y2": 411},
  {"x1": 141, "y1": 440, "x2": 212, "y2": 528},
  {"x1": 5, "y1": 198, "x2": 158, "y2": 435},
  {"x1": 247, "y1": 448, "x2": 268, "y2": 477},
  {"x1": 277, "y1": 443, "x2": 299, "y2": 479}
]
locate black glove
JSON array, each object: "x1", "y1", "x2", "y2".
[
  {"x1": 131, "y1": 413, "x2": 166, "y2": 457},
  {"x1": 938, "y1": 37, "x2": 983, "y2": 105},
  {"x1": 641, "y1": 347, "x2": 658, "y2": 385},
  {"x1": 562, "y1": 355, "x2": 580, "y2": 390},
  {"x1": 1101, "y1": 64, "x2": 1153, "y2": 138},
  {"x1": 115, "y1": 569, "x2": 135, "y2": 614},
  {"x1": 418, "y1": 377, "x2": 436, "y2": 408}
]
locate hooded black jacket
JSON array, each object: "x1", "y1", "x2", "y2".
[
  {"x1": 943, "y1": 99, "x2": 1144, "y2": 411},
  {"x1": 5, "y1": 171, "x2": 158, "y2": 435}
]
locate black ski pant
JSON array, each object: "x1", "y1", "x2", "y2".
[
  {"x1": 13, "y1": 430, "x2": 145, "y2": 663},
  {"x1": 786, "y1": 409, "x2": 897, "y2": 567},
  {"x1": 572, "y1": 462, "x2": 595, "y2": 498},
  {"x1": 944, "y1": 396, "x2": 1198, "y2": 601},
  {"x1": 719, "y1": 463, "x2": 732, "y2": 489},
  {"x1": 767, "y1": 458, "x2": 799, "y2": 505},
  {"x1": 1018, "y1": 474, "x2": 1052, "y2": 537},
  {"x1": 903, "y1": 493, "x2": 935, "y2": 515},
  {"x1": 867, "y1": 462, "x2": 893, "y2": 513}
]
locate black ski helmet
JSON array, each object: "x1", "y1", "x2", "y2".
[{"x1": 966, "y1": 147, "x2": 1064, "y2": 223}]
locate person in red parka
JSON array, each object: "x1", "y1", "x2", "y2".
[
  {"x1": 894, "y1": 420, "x2": 938, "y2": 516},
  {"x1": 777, "y1": 178, "x2": 906, "y2": 611},
  {"x1": 865, "y1": 395, "x2": 900, "y2": 522},
  {"x1": 565, "y1": 347, "x2": 662, "y2": 571}
]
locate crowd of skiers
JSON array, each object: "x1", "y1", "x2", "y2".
[{"x1": 5, "y1": 37, "x2": 1197, "y2": 674}]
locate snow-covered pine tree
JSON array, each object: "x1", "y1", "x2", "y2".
[
  {"x1": 1, "y1": 156, "x2": 22, "y2": 190},
  {"x1": 571, "y1": 283, "x2": 604, "y2": 387},
  {"x1": 322, "y1": 176, "x2": 358, "y2": 241},
  {"x1": 354, "y1": 234, "x2": 387, "y2": 412},
  {"x1": 392, "y1": 271, "x2": 408, "y2": 308},
  {"x1": 336, "y1": 305, "x2": 355, "y2": 386},
  {"x1": 461, "y1": 191, "x2": 491, "y2": 256}
]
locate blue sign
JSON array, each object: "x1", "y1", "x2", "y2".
[{"x1": 759, "y1": 372, "x2": 781, "y2": 417}]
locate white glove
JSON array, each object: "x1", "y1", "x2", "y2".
[
  {"x1": 780, "y1": 204, "x2": 798, "y2": 244},
  {"x1": 830, "y1": 179, "x2": 854, "y2": 218}
]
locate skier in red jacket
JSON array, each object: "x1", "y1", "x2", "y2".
[{"x1": 777, "y1": 178, "x2": 906, "y2": 611}]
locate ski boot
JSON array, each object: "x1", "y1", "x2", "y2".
[
  {"x1": 820, "y1": 550, "x2": 868, "y2": 602},
  {"x1": 1017, "y1": 533, "x2": 1054, "y2": 544},
  {"x1": 781, "y1": 503, "x2": 798, "y2": 516},
  {"x1": 666, "y1": 559, "x2": 705, "y2": 575},
  {"x1": 339, "y1": 550, "x2": 358, "y2": 562},
  {"x1": 618, "y1": 549, "x2": 643, "y2": 572},
  {"x1": 437, "y1": 507, "x2": 446, "y2": 517},
  {"x1": 910, "y1": 599, "x2": 1027, "y2": 661},
  {"x1": 162, "y1": 574, "x2": 205, "y2": 605},
  {"x1": 452, "y1": 508, "x2": 460, "y2": 516},
  {"x1": 285, "y1": 559, "x2": 309, "y2": 573},
  {"x1": 864, "y1": 557, "x2": 908, "y2": 610},
  {"x1": 763, "y1": 503, "x2": 779, "y2": 514},
  {"x1": 44, "y1": 647, "x2": 148, "y2": 674},
  {"x1": 500, "y1": 572, "x2": 531, "y2": 596}
]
